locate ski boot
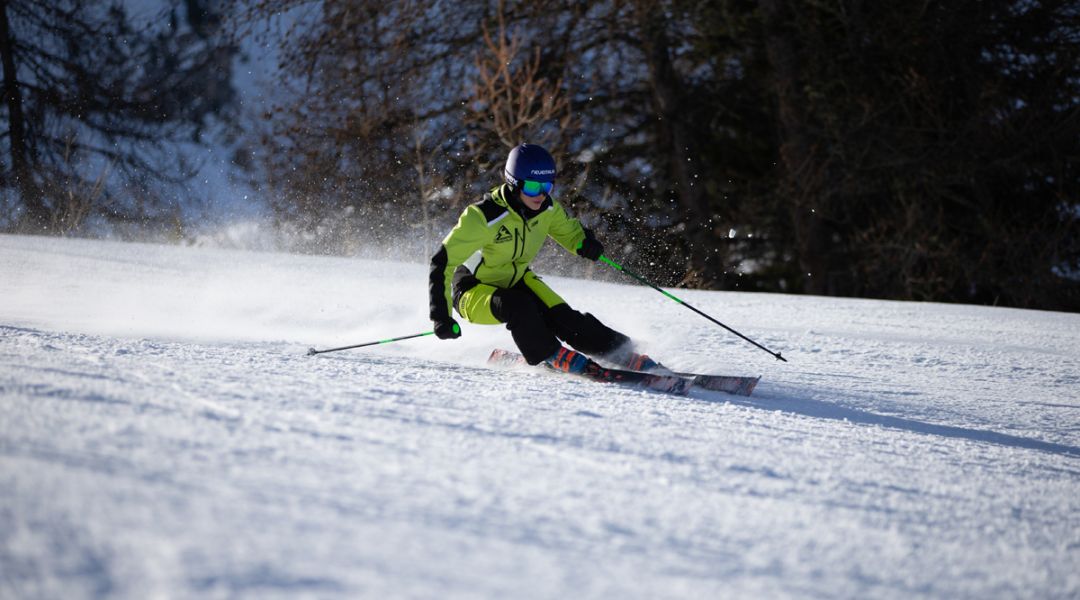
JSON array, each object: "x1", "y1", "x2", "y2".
[
  {"x1": 545, "y1": 346, "x2": 593, "y2": 374},
  {"x1": 616, "y1": 351, "x2": 674, "y2": 375},
  {"x1": 543, "y1": 346, "x2": 689, "y2": 392},
  {"x1": 545, "y1": 346, "x2": 626, "y2": 384}
]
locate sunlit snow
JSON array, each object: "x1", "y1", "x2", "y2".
[{"x1": 2, "y1": 234, "x2": 1078, "y2": 598}]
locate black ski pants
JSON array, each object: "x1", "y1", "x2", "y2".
[{"x1": 453, "y1": 266, "x2": 629, "y2": 365}]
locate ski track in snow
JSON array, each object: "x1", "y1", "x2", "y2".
[{"x1": 2, "y1": 234, "x2": 1079, "y2": 599}]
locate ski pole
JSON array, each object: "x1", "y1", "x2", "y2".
[
  {"x1": 598, "y1": 255, "x2": 787, "y2": 362},
  {"x1": 307, "y1": 330, "x2": 436, "y2": 356}
]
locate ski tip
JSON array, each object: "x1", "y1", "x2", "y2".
[
  {"x1": 488, "y1": 348, "x2": 529, "y2": 368},
  {"x1": 742, "y1": 377, "x2": 760, "y2": 396},
  {"x1": 306, "y1": 347, "x2": 318, "y2": 356}
]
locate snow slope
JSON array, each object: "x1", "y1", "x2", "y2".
[{"x1": 2, "y1": 233, "x2": 1078, "y2": 599}]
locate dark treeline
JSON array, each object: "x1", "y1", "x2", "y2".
[
  {"x1": 3, "y1": 1, "x2": 1079, "y2": 311},
  {"x1": 0, "y1": 0, "x2": 237, "y2": 236}
]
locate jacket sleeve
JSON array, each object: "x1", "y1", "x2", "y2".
[
  {"x1": 546, "y1": 201, "x2": 587, "y2": 255},
  {"x1": 429, "y1": 206, "x2": 490, "y2": 322}
]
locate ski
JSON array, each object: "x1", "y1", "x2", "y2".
[
  {"x1": 487, "y1": 349, "x2": 691, "y2": 396},
  {"x1": 675, "y1": 371, "x2": 759, "y2": 396},
  {"x1": 488, "y1": 349, "x2": 759, "y2": 397},
  {"x1": 487, "y1": 348, "x2": 531, "y2": 369}
]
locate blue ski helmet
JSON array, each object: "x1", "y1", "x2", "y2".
[{"x1": 504, "y1": 143, "x2": 556, "y2": 188}]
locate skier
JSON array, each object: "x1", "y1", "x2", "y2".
[{"x1": 428, "y1": 143, "x2": 662, "y2": 375}]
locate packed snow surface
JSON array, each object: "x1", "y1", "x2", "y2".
[{"x1": 2, "y1": 234, "x2": 1079, "y2": 599}]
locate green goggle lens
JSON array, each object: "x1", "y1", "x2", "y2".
[{"x1": 521, "y1": 180, "x2": 554, "y2": 197}]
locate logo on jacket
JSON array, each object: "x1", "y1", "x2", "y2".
[{"x1": 494, "y1": 225, "x2": 513, "y2": 243}]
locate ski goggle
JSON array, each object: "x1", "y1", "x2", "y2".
[{"x1": 521, "y1": 180, "x2": 554, "y2": 197}]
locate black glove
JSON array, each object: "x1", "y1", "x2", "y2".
[
  {"x1": 577, "y1": 228, "x2": 603, "y2": 261},
  {"x1": 434, "y1": 318, "x2": 461, "y2": 339}
]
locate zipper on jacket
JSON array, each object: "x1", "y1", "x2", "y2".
[
  {"x1": 509, "y1": 210, "x2": 527, "y2": 285},
  {"x1": 510, "y1": 228, "x2": 521, "y2": 284}
]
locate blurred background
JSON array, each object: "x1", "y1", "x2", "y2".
[{"x1": 1, "y1": 0, "x2": 1077, "y2": 310}]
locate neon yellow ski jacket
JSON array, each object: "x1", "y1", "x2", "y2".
[{"x1": 429, "y1": 184, "x2": 587, "y2": 323}]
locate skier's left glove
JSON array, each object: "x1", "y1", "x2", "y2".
[{"x1": 576, "y1": 228, "x2": 603, "y2": 261}]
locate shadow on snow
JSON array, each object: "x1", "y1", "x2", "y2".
[{"x1": 716, "y1": 384, "x2": 1080, "y2": 460}]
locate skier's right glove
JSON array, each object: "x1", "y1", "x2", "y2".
[
  {"x1": 434, "y1": 318, "x2": 461, "y2": 340},
  {"x1": 576, "y1": 228, "x2": 603, "y2": 261}
]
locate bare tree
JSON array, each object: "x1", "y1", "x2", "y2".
[
  {"x1": 464, "y1": 2, "x2": 576, "y2": 163},
  {"x1": 0, "y1": 0, "x2": 237, "y2": 234}
]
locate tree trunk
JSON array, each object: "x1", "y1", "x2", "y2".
[
  {"x1": 0, "y1": 0, "x2": 47, "y2": 231},
  {"x1": 758, "y1": 0, "x2": 831, "y2": 294},
  {"x1": 634, "y1": 1, "x2": 717, "y2": 285}
]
